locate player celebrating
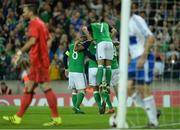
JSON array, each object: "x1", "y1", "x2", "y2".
[
  {"x1": 127, "y1": 9, "x2": 158, "y2": 127},
  {"x1": 100, "y1": 42, "x2": 120, "y2": 114},
  {"x1": 87, "y1": 42, "x2": 103, "y2": 113},
  {"x1": 79, "y1": 42, "x2": 116, "y2": 114},
  {"x1": 75, "y1": 41, "x2": 104, "y2": 114},
  {"x1": 64, "y1": 32, "x2": 92, "y2": 114},
  {"x1": 82, "y1": 17, "x2": 117, "y2": 114},
  {"x1": 75, "y1": 29, "x2": 114, "y2": 114},
  {"x1": 3, "y1": 4, "x2": 61, "y2": 126}
]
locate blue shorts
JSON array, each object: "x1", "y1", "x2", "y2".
[{"x1": 128, "y1": 53, "x2": 154, "y2": 85}]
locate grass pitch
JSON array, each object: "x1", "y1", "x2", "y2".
[{"x1": 0, "y1": 106, "x2": 180, "y2": 129}]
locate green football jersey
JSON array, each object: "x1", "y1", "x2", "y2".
[
  {"x1": 88, "y1": 43, "x2": 98, "y2": 68},
  {"x1": 111, "y1": 46, "x2": 119, "y2": 69},
  {"x1": 91, "y1": 22, "x2": 112, "y2": 43},
  {"x1": 68, "y1": 41, "x2": 85, "y2": 73}
]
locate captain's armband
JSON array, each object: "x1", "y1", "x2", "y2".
[{"x1": 65, "y1": 51, "x2": 70, "y2": 56}]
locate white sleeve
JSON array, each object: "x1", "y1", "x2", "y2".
[{"x1": 133, "y1": 15, "x2": 153, "y2": 37}]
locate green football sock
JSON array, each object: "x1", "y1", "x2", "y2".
[
  {"x1": 72, "y1": 93, "x2": 77, "y2": 107},
  {"x1": 101, "y1": 91, "x2": 108, "y2": 102},
  {"x1": 93, "y1": 91, "x2": 101, "y2": 109},
  {"x1": 96, "y1": 65, "x2": 104, "y2": 85},
  {"x1": 106, "y1": 94, "x2": 113, "y2": 109},
  {"x1": 75, "y1": 91, "x2": 85, "y2": 109},
  {"x1": 105, "y1": 66, "x2": 112, "y2": 85}
]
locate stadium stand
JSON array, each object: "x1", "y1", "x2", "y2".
[{"x1": 0, "y1": 0, "x2": 179, "y2": 81}]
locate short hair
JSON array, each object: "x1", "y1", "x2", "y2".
[
  {"x1": 90, "y1": 14, "x2": 99, "y2": 23},
  {"x1": 28, "y1": 4, "x2": 38, "y2": 15},
  {"x1": 19, "y1": 3, "x2": 39, "y2": 15}
]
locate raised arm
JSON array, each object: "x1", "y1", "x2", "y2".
[
  {"x1": 110, "y1": 27, "x2": 117, "y2": 39},
  {"x1": 82, "y1": 26, "x2": 93, "y2": 42}
]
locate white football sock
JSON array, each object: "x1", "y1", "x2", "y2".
[
  {"x1": 132, "y1": 91, "x2": 145, "y2": 108},
  {"x1": 143, "y1": 96, "x2": 158, "y2": 126}
]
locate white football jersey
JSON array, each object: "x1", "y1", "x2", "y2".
[{"x1": 129, "y1": 14, "x2": 153, "y2": 59}]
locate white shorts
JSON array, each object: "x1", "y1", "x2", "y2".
[
  {"x1": 111, "y1": 69, "x2": 119, "y2": 87},
  {"x1": 68, "y1": 72, "x2": 87, "y2": 90},
  {"x1": 97, "y1": 41, "x2": 113, "y2": 60},
  {"x1": 88, "y1": 68, "x2": 98, "y2": 86}
]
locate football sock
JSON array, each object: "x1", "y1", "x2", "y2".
[
  {"x1": 144, "y1": 96, "x2": 158, "y2": 125},
  {"x1": 93, "y1": 91, "x2": 101, "y2": 109},
  {"x1": 106, "y1": 94, "x2": 113, "y2": 109},
  {"x1": 16, "y1": 92, "x2": 34, "y2": 117},
  {"x1": 105, "y1": 66, "x2": 111, "y2": 85},
  {"x1": 101, "y1": 91, "x2": 108, "y2": 102},
  {"x1": 132, "y1": 92, "x2": 145, "y2": 108},
  {"x1": 96, "y1": 65, "x2": 104, "y2": 85},
  {"x1": 72, "y1": 93, "x2": 77, "y2": 107},
  {"x1": 44, "y1": 89, "x2": 59, "y2": 117},
  {"x1": 75, "y1": 91, "x2": 85, "y2": 109}
]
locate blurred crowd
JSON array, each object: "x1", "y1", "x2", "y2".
[
  {"x1": 0, "y1": 0, "x2": 179, "y2": 81},
  {"x1": 0, "y1": 81, "x2": 11, "y2": 95}
]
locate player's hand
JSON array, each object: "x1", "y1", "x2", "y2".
[
  {"x1": 75, "y1": 40, "x2": 80, "y2": 45},
  {"x1": 111, "y1": 28, "x2": 117, "y2": 34},
  {"x1": 64, "y1": 69, "x2": 69, "y2": 78},
  {"x1": 82, "y1": 26, "x2": 88, "y2": 33},
  {"x1": 136, "y1": 55, "x2": 147, "y2": 69},
  {"x1": 12, "y1": 50, "x2": 22, "y2": 66}
]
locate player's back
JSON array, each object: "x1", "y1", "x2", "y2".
[
  {"x1": 91, "y1": 22, "x2": 112, "y2": 43},
  {"x1": 28, "y1": 18, "x2": 50, "y2": 68}
]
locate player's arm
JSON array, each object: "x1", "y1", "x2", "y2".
[
  {"x1": 63, "y1": 48, "x2": 70, "y2": 70},
  {"x1": 63, "y1": 48, "x2": 70, "y2": 78},
  {"x1": 137, "y1": 35, "x2": 155, "y2": 69},
  {"x1": 82, "y1": 26, "x2": 93, "y2": 42},
  {"x1": 143, "y1": 36, "x2": 155, "y2": 58},
  {"x1": 84, "y1": 50, "x2": 96, "y2": 61},
  {"x1": 21, "y1": 37, "x2": 36, "y2": 53},
  {"x1": 108, "y1": 24, "x2": 117, "y2": 38},
  {"x1": 74, "y1": 40, "x2": 83, "y2": 51},
  {"x1": 47, "y1": 33, "x2": 53, "y2": 51},
  {"x1": 110, "y1": 27, "x2": 117, "y2": 38},
  {"x1": 139, "y1": 15, "x2": 155, "y2": 58},
  {"x1": 12, "y1": 21, "x2": 39, "y2": 65},
  {"x1": 12, "y1": 37, "x2": 36, "y2": 65},
  {"x1": 136, "y1": 16, "x2": 155, "y2": 68},
  {"x1": 21, "y1": 21, "x2": 39, "y2": 53},
  {"x1": 74, "y1": 40, "x2": 91, "y2": 51}
]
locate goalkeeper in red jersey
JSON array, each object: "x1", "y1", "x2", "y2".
[{"x1": 3, "y1": 3, "x2": 61, "y2": 126}]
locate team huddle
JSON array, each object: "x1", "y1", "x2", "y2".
[
  {"x1": 63, "y1": 15, "x2": 118, "y2": 115},
  {"x1": 2, "y1": 2, "x2": 160, "y2": 128}
]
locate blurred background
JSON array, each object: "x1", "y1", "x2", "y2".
[{"x1": 0, "y1": 0, "x2": 179, "y2": 95}]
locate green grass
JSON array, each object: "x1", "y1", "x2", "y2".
[{"x1": 0, "y1": 106, "x2": 180, "y2": 129}]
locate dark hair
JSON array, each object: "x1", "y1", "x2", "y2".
[
  {"x1": 27, "y1": 4, "x2": 38, "y2": 15},
  {"x1": 19, "y1": 1, "x2": 39, "y2": 15},
  {"x1": 90, "y1": 15, "x2": 99, "y2": 23}
]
